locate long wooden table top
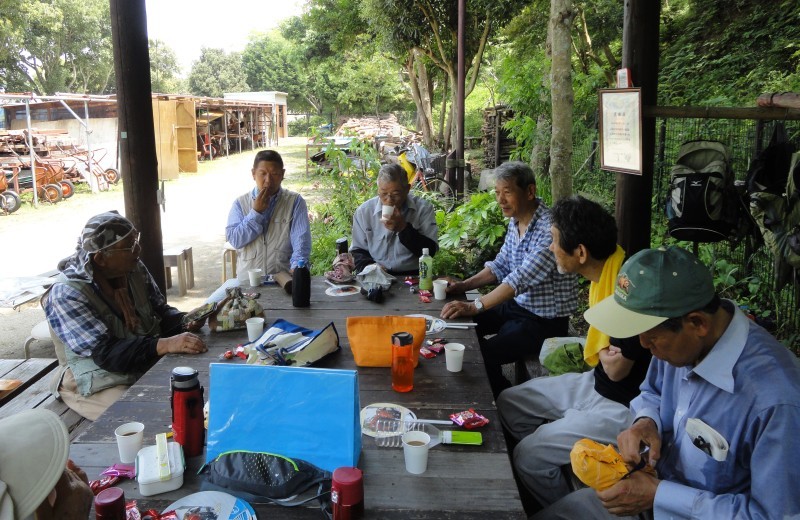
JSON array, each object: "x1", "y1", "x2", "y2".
[{"x1": 71, "y1": 277, "x2": 525, "y2": 519}]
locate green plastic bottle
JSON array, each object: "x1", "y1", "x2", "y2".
[{"x1": 419, "y1": 247, "x2": 433, "y2": 291}]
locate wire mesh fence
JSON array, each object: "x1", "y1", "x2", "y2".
[{"x1": 571, "y1": 116, "x2": 800, "y2": 353}]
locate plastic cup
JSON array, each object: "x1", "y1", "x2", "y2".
[
  {"x1": 381, "y1": 205, "x2": 394, "y2": 221},
  {"x1": 246, "y1": 317, "x2": 265, "y2": 342},
  {"x1": 432, "y1": 279, "x2": 448, "y2": 300},
  {"x1": 402, "y1": 430, "x2": 431, "y2": 474},
  {"x1": 248, "y1": 268, "x2": 263, "y2": 287},
  {"x1": 114, "y1": 421, "x2": 144, "y2": 463},
  {"x1": 444, "y1": 343, "x2": 466, "y2": 372}
]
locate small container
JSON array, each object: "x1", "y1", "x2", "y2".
[
  {"x1": 94, "y1": 487, "x2": 126, "y2": 520},
  {"x1": 136, "y1": 441, "x2": 186, "y2": 496},
  {"x1": 171, "y1": 366, "x2": 205, "y2": 457},
  {"x1": 292, "y1": 260, "x2": 311, "y2": 307},
  {"x1": 391, "y1": 332, "x2": 414, "y2": 393},
  {"x1": 336, "y1": 237, "x2": 349, "y2": 255},
  {"x1": 332, "y1": 466, "x2": 364, "y2": 520}
]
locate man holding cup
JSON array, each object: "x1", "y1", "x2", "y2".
[{"x1": 350, "y1": 164, "x2": 438, "y2": 275}]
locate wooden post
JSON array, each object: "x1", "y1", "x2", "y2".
[
  {"x1": 109, "y1": 0, "x2": 166, "y2": 293},
  {"x1": 616, "y1": 0, "x2": 661, "y2": 257}
]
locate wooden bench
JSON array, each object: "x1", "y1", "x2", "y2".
[{"x1": 0, "y1": 358, "x2": 88, "y2": 440}]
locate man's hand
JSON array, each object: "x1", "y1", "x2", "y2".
[
  {"x1": 184, "y1": 318, "x2": 205, "y2": 333},
  {"x1": 36, "y1": 460, "x2": 93, "y2": 520},
  {"x1": 441, "y1": 300, "x2": 478, "y2": 320},
  {"x1": 618, "y1": 417, "x2": 662, "y2": 467},
  {"x1": 253, "y1": 186, "x2": 272, "y2": 213},
  {"x1": 596, "y1": 470, "x2": 660, "y2": 517},
  {"x1": 445, "y1": 279, "x2": 469, "y2": 294},
  {"x1": 382, "y1": 207, "x2": 407, "y2": 233},
  {"x1": 157, "y1": 332, "x2": 208, "y2": 356}
]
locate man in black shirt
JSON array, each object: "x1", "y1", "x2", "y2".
[{"x1": 497, "y1": 196, "x2": 651, "y2": 508}]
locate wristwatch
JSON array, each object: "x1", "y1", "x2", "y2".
[{"x1": 473, "y1": 296, "x2": 484, "y2": 313}]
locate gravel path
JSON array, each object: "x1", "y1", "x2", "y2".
[{"x1": 0, "y1": 136, "x2": 320, "y2": 358}]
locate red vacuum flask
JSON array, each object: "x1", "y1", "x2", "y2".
[
  {"x1": 171, "y1": 366, "x2": 205, "y2": 457},
  {"x1": 332, "y1": 466, "x2": 364, "y2": 520}
]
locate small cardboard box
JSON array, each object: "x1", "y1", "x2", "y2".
[{"x1": 136, "y1": 441, "x2": 185, "y2": 496}]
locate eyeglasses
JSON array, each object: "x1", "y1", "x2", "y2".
[{"x1": 103, "y1": 232, "x2": 140, "y2": 255}]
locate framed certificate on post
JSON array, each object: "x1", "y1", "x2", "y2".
[{"x1": 599, "y1": 88, "x2": 642, "y2": 175}]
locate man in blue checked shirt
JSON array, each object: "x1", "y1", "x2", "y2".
[
  {"x1": 226, "y1": 149, "x2": 311, "y2": 281},
  {"x1": 441, "y1": 161, "x2": 578, "y2": 398},
  {"x1": 45, "y1": 211, "x2": 207, "y2": 421}
]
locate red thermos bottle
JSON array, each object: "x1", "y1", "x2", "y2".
[
  {"x1": 332, "y1": 467, "x2": 364, "y2": 520},
  {"x1": 171, "y1": 366, "x2": 205, "y2": 457}
]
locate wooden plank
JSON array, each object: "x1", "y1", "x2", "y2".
[{"x1": 0, "y1": 358, "x2": 57, "y2": 409}]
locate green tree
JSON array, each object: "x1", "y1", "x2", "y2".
[
  {"x1": 149, "y1": 39, "x2": 183, "y2": 94},
  {"x1": 187, "y1": 48, "x2": 250, "y2": 98},
  {"x1": 0, "y1": 0, "x2": 114, "y2": 94},
  {"x1": 242, "y1": 31, "x2": 308, "y2": 108},
  {"x1": 360, "y1": 0, "x2": 527, "y2": 150}
]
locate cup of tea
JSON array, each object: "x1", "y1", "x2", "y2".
[
  {"x1": 114, "y1": 421, "x2": 144, "y2": 463},
  {"x1": 402, "y1": 430, "x2": 431, "y2": 474},
  {"x1": 381, "y1": 205, "x2": 394, "y2": 222}
]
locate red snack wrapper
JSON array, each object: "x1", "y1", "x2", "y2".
[
  {"x1": 142, "y1": 510, "x2": 179, "y2": 520},
  {"x1": 100, "y1": 463, "x2": 135, "y2": 479},
  {"x1": 419, "y1": 294, "x2": 431, "y2": 303},
  {"x1": 419, "y1": 347, "x2": 437, "y2": 359},
  {"x1": 418, "y1": 290, "x2": 432, "y2": 298},
  {"x1": 428, "y1": 344, "x2": 444, "y2": 354},
  {"x1": 450, "y1": 409, "x2": 489, "y2": 429},
  {"x1": 218, "y1": 349, "x2": 235, "y2": 360},
  {"x1": 89, "y1": 475, "x2": 119, "y2": 495},
  {"x1": 126, "y1": 500, "x2": 142, "y2": 520}
]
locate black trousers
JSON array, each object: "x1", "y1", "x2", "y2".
[{"x1": 476, "y1": 299, "x2": 569, "y2": 398}]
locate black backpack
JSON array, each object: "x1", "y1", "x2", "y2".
[
  {"x1": 746, "y1": 123, "x2": 796, "y2": 195},
  {"x1": 666, "y1": 140, "x2": 740, "y2": 243}
]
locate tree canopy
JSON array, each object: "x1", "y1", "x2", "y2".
[
  {"x1": 0, "y1": 0, "x2": 114, "y2": 94},
  {"x1": 187, "y1": 48, "x2": 250, "y2": 98}
]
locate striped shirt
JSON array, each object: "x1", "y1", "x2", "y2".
[{"x1": 486, "y1": 201, "x2": 578, "y2": 318}]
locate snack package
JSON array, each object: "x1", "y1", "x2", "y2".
[
  {"x1": 450, "y1": 409, "x2": 489, "y2": 429},
  {"x1": 569, "y1": 438, "x2": 657, "y2": 491},
  {"x1": 419, "y1": 347, "x2": 437, "y2": 359}
]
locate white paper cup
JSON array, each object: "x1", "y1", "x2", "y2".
[
  {"x1": 432, "y1": 279, "x2": 448, "y2": 300},
  {"x1": 246, "y1": 317, "x2": 265, "y2": 342},
  {"x1": 402, "y1": 430, "x2": 431, "y2": 474},
  {"x1": 381, "y1": 204, "x2": 394, "y2": 221},
  {"x1": 114, "y1": 421, "x2": 144, "y2": 463},
  {"x1": 248, "y1": 268, "x2": 263, "y2": 287},
  {"x1": 444, "y1": 342, "x2": 466, "y2": 372}
]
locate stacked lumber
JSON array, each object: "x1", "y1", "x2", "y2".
[
  {"x1": 482, "y1": 105, "x2": 515, "y2": 168},
  {"x1": 335, "y1": 114, "x2": 414, "y2": 140}
]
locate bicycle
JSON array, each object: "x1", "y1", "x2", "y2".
[{"x1": 397, "y1": 144, "x2": 457, "y2": 212}]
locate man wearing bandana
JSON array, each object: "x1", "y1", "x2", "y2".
[{"x1": 44, "y1": 211, "x2": 207, "y2": 421}]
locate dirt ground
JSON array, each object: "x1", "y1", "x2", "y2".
[{"x1": 0, "y1": 136, "x2": 321, "y2": 358}]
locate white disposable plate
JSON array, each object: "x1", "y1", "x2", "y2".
[
  {"x1": 163, "y1": 490, "x2": 256, "y2": 519},
  {"x1": 325, "y1": 285, "x2": 360, "y2": 297},
  {"x1": 360, "y1": 402, "x2": 417, "y2": 438},
  {"x1": 406, "y1": 313, "x2": 446, "y2": 334}
]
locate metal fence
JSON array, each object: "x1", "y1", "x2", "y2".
[{"x1": 572, "y1": 116, "x2": 800, "y2": 353}]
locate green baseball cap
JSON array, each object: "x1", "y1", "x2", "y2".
[{"x1": 584, "y1": 246, "x2": 715, "y2": 338}]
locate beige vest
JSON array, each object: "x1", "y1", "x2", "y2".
[
  {"x1": 50, "y1": 268, "x2": 161, "y2": 397},
  {"x1": 235, "y1": 189, "x2": 299, "y2": 280}
]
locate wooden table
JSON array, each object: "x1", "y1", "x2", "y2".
[{"x1": 70, "y1": 277, "x2": 526, "y2": 519}]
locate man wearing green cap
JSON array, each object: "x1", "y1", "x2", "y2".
[
  {"x1": 534, "y1": 246, "x2": 800, "y2": 519},
  {"x1": 45, "y1": 211, "x2": 208, "y2": 421}
]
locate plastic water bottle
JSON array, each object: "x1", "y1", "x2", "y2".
[
  {"x1": 292, "y1": 260, "x2": 311, "y2": 307},
  {"x1": 418, "y1": 248, "x2": 433, "y2": 291},
  {"x1": 391, "y1": 332, "x2": 414, "y2": 392}
]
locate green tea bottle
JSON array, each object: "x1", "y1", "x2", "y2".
[{"x1": 419, "y1": 248, "x2": 433, "y2": 290}]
